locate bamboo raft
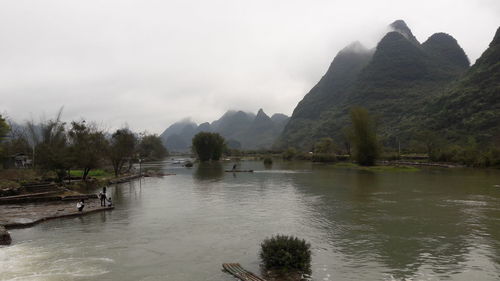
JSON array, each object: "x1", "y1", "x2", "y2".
[
  {"x1": 222, "y1": 263, "x2": 267, "y2": 281},
  {"x1": 225, "y1": 170, "x2": 254, "y2": 173}
]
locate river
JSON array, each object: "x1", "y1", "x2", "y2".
[{"x1": 1, "y1": 160, "x2": 500, "y2": 281}]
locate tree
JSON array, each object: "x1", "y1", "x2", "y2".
[
  {"x1": 192, "y1": 132, "x2": 226, "y2": 162},
  {"x1": 2, "y1": 122, "x2": 31, "y2": 159},
  {"x1": 138, "y1": 133, "x2": 168, "y2": 161},
  {"x1": 282, "y1": 147, "x2": 297, "y2": 161},
  {"x1": 349, "y1": 107, "x2": 379, "y2": 166},
  {"x1": 341, "y1": 127, "x2": 353, "y2": 155},
  {"x1": 0, "y1": 115, "x2": 10, "y2": 157},
  {"x1": 68, "y1": 121, "x2": 107, "y2": 181},
  {"x1": 108, "y1": 129, "x2": 137, "y2": 177},
  {"x1": 312, "y1": 138, "x2": 338, "y2": 162},
  {"x1": 416, "y1": 130, "x2": 445, "y2": 158},
  {"x1": 27, "y1": 110, "x2": 71, "y2": 181},
  {"x1": 313, "y1": 137, "x2": 336, "y2": 154}
]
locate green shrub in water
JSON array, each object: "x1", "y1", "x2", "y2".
[
  {"x1": 263, "y1": 157, "x2": 273, "y2": 165},
  {"x1": 311, "y1": 153, "x2": 337, "y2": 163},
  {"x1": 260, "y1": 234, "x2": 311, "y2": 274}
]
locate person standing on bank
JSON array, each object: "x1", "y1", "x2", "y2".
[{"x1": 99, "y1": 187, "x2": 107, "y2": 207}]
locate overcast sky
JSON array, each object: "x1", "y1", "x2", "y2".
[{"x1": 1, "y1": 0, "x2": 498, "y2": 133}]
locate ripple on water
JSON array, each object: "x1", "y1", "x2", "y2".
[{"x1": 0, "y1": 241, "x2": 113, "y2": 281}]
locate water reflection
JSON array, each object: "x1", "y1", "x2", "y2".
[
  {"x1": 289, "y1": 166, "x2": 494, "y2": 280},
  {"x1": 194, "y1": 162, "x2": 224, "y2": 182},
  {"x1": 3, "y1": 161, "x2": 500, "y2": 281}
]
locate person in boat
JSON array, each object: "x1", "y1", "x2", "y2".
[
  {"x1": 77, "y1": 199, "x2": 85, "y2": 212},
  {"x1": 106, "y1": 197, "x2": 113, "y2": 207}
]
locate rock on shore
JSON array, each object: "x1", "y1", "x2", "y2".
[{"x1": 0, "y1": 225, "x2": 12, "y2": 245}]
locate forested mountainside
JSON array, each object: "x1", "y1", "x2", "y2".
[
  {"x1": 426, "y1": 26, "x2": 500, "y2": 144},
  {"x1": 277, "y1": 20, "x2": 476, "y2": 150},
  {"x1": 160, "y1": 109, "x2": 289, "y2": 151}
]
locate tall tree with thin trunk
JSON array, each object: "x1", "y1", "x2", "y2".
[
  {"x1": 27, "y1": 109, "x2": 71, "y2": 181},
  {"x1": 349, "y1": 107, "x2": 379, "y2": 166}
]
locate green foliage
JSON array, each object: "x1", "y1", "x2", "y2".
[
  {"x1": 430, "y1": 142, "x2": 500, "y2": 167},
  {"x1": 27, "y1": 110, "x2": 71, "y2": 181},
  {"x1": 2, "y1": 127, "x2": 31, "y2": 159},
  {"x1": 282, "y1": 148, "x2": 297, "y2": 161},
  {"x1": 313, "y1": 137, "x2": 336, "y2": 154},
  {"x1": 138, "y1": 133, "x2": 168, "y2": 161},
  {"x1": 69, "y1": 169, "x2": 111, "y2": 178},
  {"x1": 68, "y1": 121, "x2": 107, "y2": 180},
  {"x1": 108, "y1": 128, "x2": 137, "y2": 177},
  {"x1": 0, "y1": 115, "x2": 9, "y2": 146},
  {"x1": 0, "y1": 179, "x2": 21, "y2": 196},
  {"x1": 312, "y1": 153, "x2": 337, "y2": 163},
  {"x1": 260, "y1": 234, "x2": 311, "y2": 274},
  {"x1": 0, "y1": 115, "x2": 10, "y2": 158},
  {"x1": 350, "y1": 107, "x2": 379, "y2": 166},
  {"x1": 263, "y1": 157, "x2": 273, "y2": 165},
  {"x1": 428, "y1": 27, "x2": 500, "y2": 145},
  {"x1": 333, "y1": 162, "x2": 420, "y2": 172},
  {"x1": 312, "y1": 137, "x2": 337, "y2": 162},
  {"x1": 192, "y1": 132, "x2": 226, "y2": 162},
  {"x1": 277, "y1": 21, "x2": 496, "y2": 154}
]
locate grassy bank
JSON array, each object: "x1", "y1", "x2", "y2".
[
  {"x1": 332, "y1": 162, "x2": 420, "y2": 172},
  {"x1": 69, "y1": 169, "x2": 112, "y2": 179}
]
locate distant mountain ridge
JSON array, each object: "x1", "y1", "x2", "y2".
[
  {"x1": 277, "y1": 20, "x2": 475, "y2": 149},
  {"x1": 160, "y1": 109, "x2": 289, "y2": 151}
]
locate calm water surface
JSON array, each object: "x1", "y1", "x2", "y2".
[{"x1": 1, "y1": 160, "x2": 500, "y2": 281}]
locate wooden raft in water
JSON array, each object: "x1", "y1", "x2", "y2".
[{"x1": 222, "y1": 263, "x2": 267, "y2": 281}]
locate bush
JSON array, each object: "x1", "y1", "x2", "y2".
[
  {"x1": 260, "y1": 234, "x2": 311, "y2": 274},
  {"x1": 429, "y1": 144, "x2": 500, "y2": 167},
  {"x1": 311, "y1": 153, "x2": 337, "y2": 163},
  {"x1": 0, "y1": 180, "x2": 21, "y2": 196},
  {"x1": 263, "y1": 157, "x2": 273, "y2": 165},
  {"x1": 282, "y1": 148, "x2": 297, "y2": 161}
]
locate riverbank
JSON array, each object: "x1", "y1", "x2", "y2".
[
  {"x1": 0, "y1": 197, "x2": 114, "y2": 245},
  {"x1": 0, "y1": 173, "x2": 151, "y2": 245},
  {"x1": 0, "y1": 198, "x2": 114, "y2": 229}
]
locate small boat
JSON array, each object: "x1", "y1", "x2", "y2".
[{"x1": 225, "y1": 169, "x2": 254, "y2": 173}]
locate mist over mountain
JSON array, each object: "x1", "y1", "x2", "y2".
[
  {"x1": 160, "y1": 109, "x2": 289, "y2": 152},
  {"x1": 277, "y1": 20, "x2": 477, "y2": 150}
]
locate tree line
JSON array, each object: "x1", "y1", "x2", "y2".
[
  {"x1": 0, "y1": 111, "x2": 168, "y2": 181},
  {"x1": 282, "y1": 106, "x2": 500, "y2": 168}
]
